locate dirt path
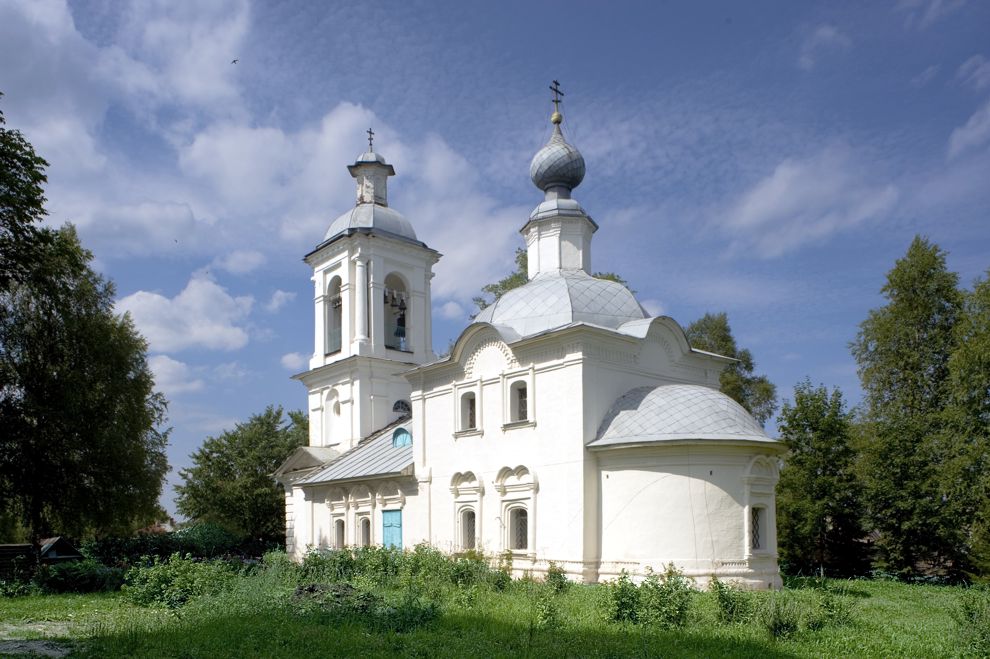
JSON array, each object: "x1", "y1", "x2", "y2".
[{"x1": 0, "y1": 639, "x2": 73, "y2": 657}]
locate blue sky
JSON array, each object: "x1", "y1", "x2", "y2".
[{"x1": 2, "y1": 0, "x2": 988, "y2": 517}]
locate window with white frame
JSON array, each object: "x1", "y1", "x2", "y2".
[
  {"x1": 495, "y1": 466, "x2": 536, "y2": 555},
  {"x1": 460, "y1": 392, "x2": 477, "y2": 431},
  {"x1": 334, "y1": 519, "x2": 345, "y2": 548}
]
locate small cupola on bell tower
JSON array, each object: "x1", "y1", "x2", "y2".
[
  {"x1": 349, "y1": 129, "x2": 395, "y2": 206},
  {"x1": 522, "y1": 80, "x2": 598, "y2": 280}
]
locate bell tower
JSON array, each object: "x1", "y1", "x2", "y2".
[{"x1": 294, "y1": 136, "x2": 440, "y2": 450}]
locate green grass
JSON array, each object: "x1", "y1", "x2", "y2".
[{"x1": 0, "y1": 570, "x2": 981, "y2": 658}]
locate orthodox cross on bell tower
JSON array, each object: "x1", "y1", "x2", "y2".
[
  {"x1": 367, "y1": 127, "x2": 375, "y2": 152},
  {"x1": 549, "y1": 80, "x2": 564, "y2": 124}
]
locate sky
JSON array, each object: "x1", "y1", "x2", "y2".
[{"x1": 1, "y1": 0, "x2": 988, "y2": 517}]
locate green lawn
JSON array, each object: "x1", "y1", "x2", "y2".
[{"x1": 0, "y1": 574, "x2": 981, "y2": 658}]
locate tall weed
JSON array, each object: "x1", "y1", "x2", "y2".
[
  {"x1": 758, "y1": 591, "x2": 800, "y2": 640},
  {"x1": 638, "y1": 564, "x2": 693, "y2": 628},
  {"x1": 598, "y1": 570, "x2": 639, "y2": 623},
  {"x1": 955, "y1": 586, "x2": 990, "y2": 656},
  {"x1": 710, "y1": 576, "x2": 752, "y2": 623}
]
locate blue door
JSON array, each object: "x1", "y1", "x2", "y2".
[{"x1": 382, "y1": 510, "x2": 402, "y2": 549}]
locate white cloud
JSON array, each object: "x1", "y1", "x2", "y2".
[
  {"x1": 798, "y1": 25, "x2": 852, "y2": 71},
  {"x1": 640, "y1": 299, "x2": 665, "y2": 317},
  {"x1": 212, "y1": 249, "x2": 266, "y2": 275},
  {"x1": 266, "y1": 290, "x2": 296, "y2": 312},
  {"x1": 213, "y1": 361, "x2": 250, "y2": 381},
  {"x1": 948, "y1": 98, "x2": 990, "y2": 159},
  {"x1": 719, "y1": 147, "x2": 899, "y2": 258},
  {"x1": 280, "y1": 352, "x2": 308, "y2": 371},
  {"x1": 117, "y1": 275, "x2": 253, "y2": 352},
  {"x1": 957, "y1": 55, "x2": 990, "y2": 91},
  {"x1": 149, "y1": 355, "x2": 204, "y2": 395},
  {"x1": 911, "y1": 64, "x2": 940, "y2": 87},
  {"x1": 438, "y1": 301, "x2": 465, "y2": 320},
  {"x1": 896, "y1": 0, "x2": 968, "y2": 30}
]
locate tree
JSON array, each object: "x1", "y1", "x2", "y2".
[
  {"x1": 776, "y1": 380, "x2": 867, "y2": 576},
  {"x1": 0, "y1": 96, "x2": 169, "y2": 540},
  {"x1": 176, "y1": 406, "x2": 308, "y2": 542},
  {"x1": 943, "y1": 272, "x2": 990, "y2": 576},
  {"x1": 472, "y1": 247, "x2": 629, "y2": 314},
  {"x1": 0, "y1": 226, "x2": 169, "y2": 539},
  {"x1": 851, "y1": 235, "x2": 963, "y2": 575},
  {"x1": 684, "y1": 312, "x2": 777, "y2": 425}
]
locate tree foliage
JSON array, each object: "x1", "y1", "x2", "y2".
[
  {"x1": 776, "y1": 380, "x2": 867, "y2": 576},
  {"x1": 471, "y1": 247, "x2": 629, "y2": 314},
  {"x1": 176, "y1": 406, "x2": 308, "y2": 542},
  {"x1": 0, "y1": 95, "x2": 169, "y2": 540},
  {"x1": 943, "y1": 272, "x2": 990, "y2": 576},
  {"x1": 684, "y1": 312, "x2": 777, "y2": 425},
  {"x1": 851, "y1": 236, "x2": 966, "y2": 576},
  {"x1": 0, "y1": 92, "x2": 48, "y2": 289}
]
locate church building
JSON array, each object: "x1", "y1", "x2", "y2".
[{"x1": 275, "y1": 89, "x2": 784, "y2": 589}]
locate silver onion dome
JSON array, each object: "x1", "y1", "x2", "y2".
[{"x1": 529, "y1": 117, "x2": 586, "y2": 194}]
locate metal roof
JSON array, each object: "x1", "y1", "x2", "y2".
[
  {"x1": 299, "y1": 420, "x2": 413, "y2": 485},
  {"x1": 589, "y1": 384, "x2": 776, "y2": 448},
  {"x1": 324, "y1": 203, "x2": 418, "y2": 242},
  {"x1": 474, "y1": 270, "x2": 646, "y2": 339}
]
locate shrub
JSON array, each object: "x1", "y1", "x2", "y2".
[
  {"x1": 302, "y1": 548, "x2": 356, "y2": 583},
  {"x1": 599, "y1": 570, "x2": 639, "y2": 623},
  {"x1": 37, "y1": 559, "x2": 124, "y2": 593},
  {"x1": 489, "y1": 567, "x2": 511, "y2": 592},
  {"x1": 758, "y1": 592, "x2": 800, "y2": 640},
  {"x1": 173, "y1": 523, "x2": 242, "y2": 558},
  {"x1": 123, "y1": 553, "x2": 236, "y2": 608},
  {"x1": 638, "y1": 564, "x2": 693, "y2": 628},
  {"x1": 0, "y1": 578, "x2": 38, "y2": 598},
  {"x1": 955, "y1": 586, "x2": 990, "y2": 656},
  {"x1": 710, "y1": 576, "x2": 751, "y2": 623},
  {"x1": 545, "y1": 561, "x2": 569, "y2": 594},
  {"x1": 450, "y1": 551, "x2": 490, "y2": 587},
  {"x1": 353, "y1": 545, "x2": 403, "y2": 586}
]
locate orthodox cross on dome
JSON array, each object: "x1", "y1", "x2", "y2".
[
  {"x1": 367, "y1": 127, "x2": 375, "y2": 151},
  {"x1": 549, "y1": 80, "x2": 564, "y2": 124}
]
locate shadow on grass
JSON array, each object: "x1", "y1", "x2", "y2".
[{"x1": 77, "y1": 608, "x2": 799, "y2": 659}]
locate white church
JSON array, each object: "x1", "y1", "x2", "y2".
[{"x1": 275, "y1": 92, "x2": 784, "y2": 589}]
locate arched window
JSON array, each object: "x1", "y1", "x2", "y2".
[
  {"x1": 461, "y1": 509, "x2": 476, "y2": 550},
  {"x1": 360, "y1": 517, "x2": 371, "y2": 547},
  {"x1": 384, "y1": 273, "x2": 408, "y2": 351},
  {"x1": 393, "y1": 399, "x2": 411, "y2": 419},
  {"x1": 334, "y1": 519, "x2": 345, "y2": 548},
  {"x1": 460, "y1": 392, "x2": 477, "y2": 431},
  {"x1": 392, "y1": 428, "x2": 412, "y2": 448},
  {"x1": 510, "y1": 381, "x2": 528, "y2": 422},
  {"x1": 509, "y1": 507, "x2": 528, "y2": 550},
  {"x1": 325, "y1": 276, "x2": 342, "y2": 354}
]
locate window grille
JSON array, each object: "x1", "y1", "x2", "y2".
[
  {"x1": 517, "y1": 385, "x2": 527, "y2": 421},
  {"x1": 392, "y1": 428, "x2": 412, "y2": 448},
  {"x1": 462, "y1": 510, "x2": 476, "y2": 550},
  {"x1": 751, "y1": 507, "x2": 762, "y2": 550},
  {"x1": 510, "y1": 508, "x2": 528, "y2": 550}
]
